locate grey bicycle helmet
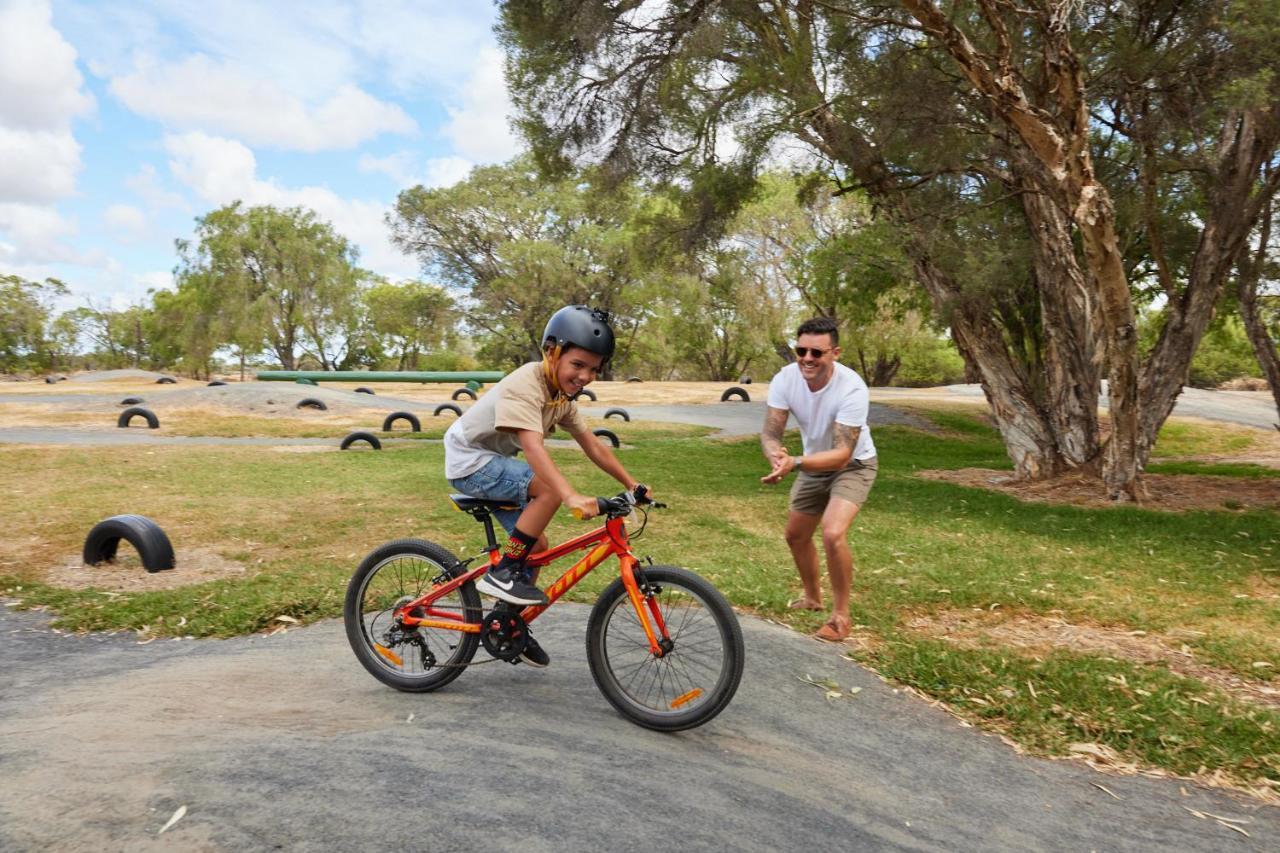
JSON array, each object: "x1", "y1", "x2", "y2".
[{"x1": 542, "y1": 305, "x2": 616, "y2": 361}]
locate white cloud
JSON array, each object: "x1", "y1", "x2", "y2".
[
  {"x1": 0, "y1": 126, "x2": 82, "y2": 203},
  {"x1": 103, "y1": 203, "x2": 148, "y2": 239},
  {"x1": 137, "y1": 269, "x2": 174, "y2": 293},
  {"x1": 0, "y1": 0, "x2": 95, "y2": 131},
  {"x1": 442, "y1": 46, "x2": 520, "y2": 163},
  {"x1": 164, "y1": 131, "x2": 418, "y2": 278},
  {"x1": 124, "y1": 164, "x2": 187, "y2": 211},
  {"x1": 0, "y1": 1, "x2": 92, "y2": 209},
  {"x1": 0, "y1": 202, "x2": 106, "y2": 267},
  {"x1": 110, "y1": 53, "x2": 417, "y2": 151},
  {"x1": 358, "y1": 151, "x2": 473, "y2": 189}
]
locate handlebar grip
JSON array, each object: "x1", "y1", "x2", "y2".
[{"x1": 571, "y1": 498, "x2": 609, "y2": 520}]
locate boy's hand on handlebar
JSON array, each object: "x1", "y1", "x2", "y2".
[{"x1": 567, "y1": 493, "x2": 599, "y2": 520}]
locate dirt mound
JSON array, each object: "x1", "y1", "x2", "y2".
[
  {"x1": 917, "y1": 467, "x2": 1280, "y2": 511},
  {"x1": 73, "y1": 369, "x2": 173, "y2": 382}
]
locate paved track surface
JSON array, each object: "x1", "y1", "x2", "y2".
[{"x1": 1, "y1": 604, "x2": 1274, "y2": 852}]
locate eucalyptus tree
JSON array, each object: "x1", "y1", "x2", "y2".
[
  {"x1": 363, "y1": 279, "x2": 458, "y2": 370},
  {"x1": 175, "y1": 203, "x2": 364, "y2": 370},
  {"x1": 0, "y1": 274, "x2": 68, "y2": 372},
  {"x1": 1236, "y1": 199, "x2": 1280, "y2": 418},
  {"x1": 498, "y1": 0, "x2": 1280, "y2": 499},
  {"x1": 389, "y1": 158, "x2": 653, "y2": 372}
]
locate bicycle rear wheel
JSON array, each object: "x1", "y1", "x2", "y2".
[
  {"x1": 586, "y1": 565, "x2": 744, "y2": 731},
  {"x1": 344, "y1": 538, "x2": 481, "y2": 692}
]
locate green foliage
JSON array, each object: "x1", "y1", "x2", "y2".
[
  {"x1": 174, "y1": 202, "x2": 367, "y2": 371},
  {"x1": 0, "y1": 274, "x2": 68, "y2": 372},
  {"x1": 362, "y1": 279, "x2": 458, "y2": 370}
]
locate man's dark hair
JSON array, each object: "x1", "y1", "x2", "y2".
[{"x1": 796, "y1": 316, "x2": 839, "y2": 345}]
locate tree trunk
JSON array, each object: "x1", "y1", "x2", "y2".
[
  {"x1": 1237, "y1": 199, "x2": 1280, "y2": 426},
  {"x1": 1014, "y1": 161, "x2": 1102, "y2": 470},
  {"x1": 1138, "y1": 111, "x2": 1280, "y2": 456}
]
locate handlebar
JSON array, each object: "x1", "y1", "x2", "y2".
[{"x1": 571, "y1": 484, "x2": 665, "y2": 520}]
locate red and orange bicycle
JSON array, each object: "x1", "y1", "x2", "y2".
[{"x1": 343, "y1": 487, "x2": 744, "y2": 731}]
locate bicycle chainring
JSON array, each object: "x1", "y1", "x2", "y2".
[{"x1": 480, "y1": 608, "x2": 529, "y2": 661}]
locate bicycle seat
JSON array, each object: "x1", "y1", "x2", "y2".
[{"x1": 450, "y1": 494, "x2": 520, "y2": 516}]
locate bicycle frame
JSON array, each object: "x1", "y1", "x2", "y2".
[{"x1": 393, "y1": 513, "x2": 670, "y2": 655}]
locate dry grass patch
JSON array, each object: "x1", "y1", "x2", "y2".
[
  {"x1": 906, "y1": 608, "x2": 1280, "y2": 711},
  {"x1": 44, "y1": 546, "x2": 251, "y2": 592}
]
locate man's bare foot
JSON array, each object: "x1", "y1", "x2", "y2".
[
  {"x1": 813, "y1": 614, "x2": 851, "y2": 641},
  {"x1": 787, "y1": 597, "x2": 823, "y2": 611}
]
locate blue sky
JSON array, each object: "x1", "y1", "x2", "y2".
[{"x1": 0, "y1": 0, "x2": 519, "y2": 309}]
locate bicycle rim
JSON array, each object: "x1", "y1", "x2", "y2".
[
  {"x1": 588, "y1": 566, "x2": 743, "y2": 731},
  {"x1": 351, "y1": 544, "x2": 479, "y2": 688}
]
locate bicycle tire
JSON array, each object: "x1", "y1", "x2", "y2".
[
  {"x1": 586, "y1": 565, "x2": 743, "y2": 731},
  {"x1": 344, "y1": 538, "x2": 481, "y2": 692}
]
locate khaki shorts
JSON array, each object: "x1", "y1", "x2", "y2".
[{"x1": 789, "y1": 457, "x2": 878, "y2": 515}]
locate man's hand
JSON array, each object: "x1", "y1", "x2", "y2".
[
  {"x1": 760, "y1": 454, "x2": 796, "y2": 485},
  {"x1": 566, "y1": 493, "x2": 599, "y2": 519}
]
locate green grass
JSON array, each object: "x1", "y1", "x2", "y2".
[{"x1": 1, "y1": 405, "x2": 1277, "y2": 791}]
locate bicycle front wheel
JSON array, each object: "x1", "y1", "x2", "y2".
[
  {"x1": 344, "y1": 538, "x2": 481, "y2": 692},
  {"x1": 586, "y1": 565, "x2": 744, "y2": 731}
]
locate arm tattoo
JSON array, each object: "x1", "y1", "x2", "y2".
[
  {"x1": 761, "y1": 407, "x2": 788, "y2": 459},
  {"x1": 833, "y1": 423, "x2": 861, "y2": 454}
]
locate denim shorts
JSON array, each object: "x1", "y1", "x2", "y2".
[{"x1": 448, "y1": 455, "x2": 534, "y2": 535}]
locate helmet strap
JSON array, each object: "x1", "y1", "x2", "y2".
[{"x1": 542, "y1": 343, "x2": 568, "y2": 403}]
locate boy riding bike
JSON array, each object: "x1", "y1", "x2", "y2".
[{"x1": 443, "y1": 305, "x2": 650, "y2": 667}]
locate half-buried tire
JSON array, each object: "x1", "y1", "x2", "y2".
[
  {"x1": 208, "y1": 380, "x2": 227, "y2": 386},
  {"x1": 452, "y1": 387, "x2": 477, "y2": 401},
  {"x1": 433, "y1": 403, "x2": 462, "y2": 417},
  {"x1": 592, "y1": 428, "x2": 620, "y2": 448},
  {"x1": 297, "y1": 398, "x2": 327, "y2": 410},
  {"x1": 83, "y1": 514, "x2": 175, "y2": 573},
  {"x1": 604, "y1": 407, "x2": 630, "y2": 422},
  {"x1": 354, "y1": 387, "x2": 375, "y2": 395},
  {"x1": 117, "y1": 406, "x2": 159, "y2": 429},
  {"x1": 120, "y1": 397, "x2": 143, "y2": 405},
  {"x1": 382, "y1": 411, "x2": 421, "y2": 432},
  {"x1": 720, "y1": 386, "x2": 750, "y2": 402},
  {"x1": 156, "y1": 376, "x2": 176, "y2": 384},
  {"x1": 340, "y1": 431, "x2": 382, "y2": 450},
  {"x1": 576, "y1": 388, "x2": 597, "y2": 401}
]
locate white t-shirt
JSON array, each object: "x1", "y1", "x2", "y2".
[{"x1": 766, "y1": 362, "x2": 876, "y2": 460}]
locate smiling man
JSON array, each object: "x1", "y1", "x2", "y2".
[{"x1": 760, "y1": 317, "x2": 878, "y2": 641}]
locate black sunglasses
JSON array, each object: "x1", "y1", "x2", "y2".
[{"x1": 794, "y1": 346, "x2": 830, "y2": 358}]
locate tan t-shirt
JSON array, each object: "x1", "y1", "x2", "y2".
[{"x1": 444, "y1": 361, "x2": 589, "y2": 479}]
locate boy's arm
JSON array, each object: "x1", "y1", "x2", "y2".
[
  {"x1": 570, "y1": 428, "x2": 640, "y2": 492},
  {"x1": 516, "y1": 428, "x2": 598, "y2": 518}
]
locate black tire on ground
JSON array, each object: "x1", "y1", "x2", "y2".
[
  {"x1": 297, "y1": 398, "x2": 327, "y2": 410},
  {"x1": 340, "y1": 431, "x2": 382, "y2": 450},
  {"x1": 738, "y1": 376, "x2": 752, "y2": 384},
  {"x1": 207, "y1": 380, "x2": 227, "y2": 386},
  {"x1": 354, "y1": 387, "x2": 375, "y2": 395},
  {"x1": 156, "y1": 377, "x2": 176, "y2": 384},
  {"x1": 117, "y1": 406, "x2": 159, "y2": 429},
  {"x1": 344, "y1": 538, "x2": 481, "y2": 692},
  {"x1": 720, "y1": 386, "x2": 750, "y2": 402},
  {"x1": 586, "y1": 565, "x2": 744, "y2": 732},
  {"x1": 451, "y1": 387, "x2": 477, "y2": 401},
  {"x1": 604, "y1": 407, "x2": 630, "y2": 421},
  {"x1": 82, "y1": 514, "x2": 175, "y2": 573},
  {"x1": 382, "y1": 411, "x2": 421, "y2": 432},
  {"x1": 626, "y1": 376, "x2": 642, "y2": 383},
  {"x1": 576, "y1": 388, "x2": 597, "y2": 401},
  {"x1": 120, "y1": 397, "x2": 143, "y2": 406},
  {"x1": 592, "y1": 428, "x2": 620, "y2": 448},
  {"x1": 433, "y1": 403, "x2": 462, "y2": 417},
  {"x1": 44, "y1": 376, "x2": 58, "y2": 384}
]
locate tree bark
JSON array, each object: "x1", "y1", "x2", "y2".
[{"x1": 1237, "y1": 198, "x2": 1280, "y2": 425}]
